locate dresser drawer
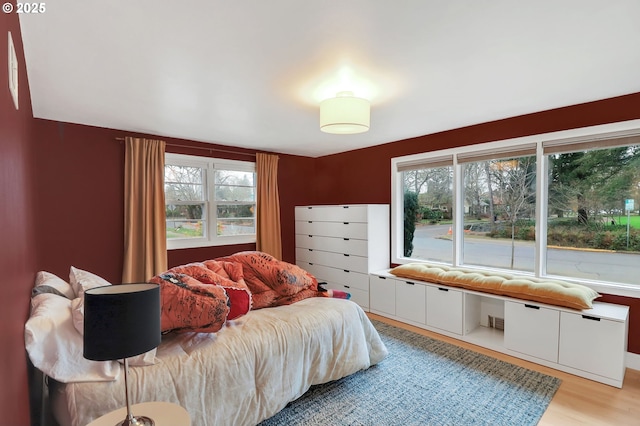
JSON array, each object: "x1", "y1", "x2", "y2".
[
  {"x1": 295, "y1": 220, "x2": 368, "y2": 239},
  {"x1": 297, "y1": 261, "x2": 369, "y2": 292},
  {"x1": 504, "y1": 301, "x2": 560, "y2": 363},
  {"x1": 296, "y1": 248, "x2": 368, "y2": 273},
  {"x1": 295, "y1": 205, "x2": 368, "y2": 222},
  {"x1": 295, "y1": 234, "x2": 368, "y2": 256},
  {"x1": 323, "y1": 283, "x2": 369, "y2": 310}
]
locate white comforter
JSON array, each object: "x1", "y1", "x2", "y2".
[{"x1": 55, "y1": 297, "x2": 388, "y2": 426}]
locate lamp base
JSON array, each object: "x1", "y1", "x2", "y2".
[{"x1": 117, "y1": 415, "x2": 155, "y2": 426}]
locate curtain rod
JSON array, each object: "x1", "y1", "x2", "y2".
[{"x1": 115, "y1": 137, "x2": 256, "y2": 157}]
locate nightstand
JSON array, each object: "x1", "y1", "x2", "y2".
[{"x1": 87, "y1": 402, "x2": 190, "y2": 426}]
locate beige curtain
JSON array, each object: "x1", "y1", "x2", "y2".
[
  {"x1": 256, "y1": 153, "x2": 282, "y2": 259},
  {"x1": 122, "y1": 137, "x2": 167, "y2": 282}
]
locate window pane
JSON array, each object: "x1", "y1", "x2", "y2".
[
  {"x1": 166, "y1": 203, "x2": 206, "y2": 239},
  {"x1": 165, "y1": 165, "x2": 205, "y2": 201},
  {"x1": 462, "y1": 156, "x2": 536, "y2": 272},
  {"x1": 215, "y1": 170, "x2": 256, "y2": 202},
  {"x1": 546, "y1": 145, "x2": 640, "y2": 284},
  {"x1": 217, "y1": 204, "x2": 256, "y2": 236},
  {"x1": 401, "y1": 166, "x2": 453, "y2": 263}
]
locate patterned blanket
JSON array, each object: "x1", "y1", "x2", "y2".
[{"x1": 150, "y1": 251, "x2": 320, "y2": 334}]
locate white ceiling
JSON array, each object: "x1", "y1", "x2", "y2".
[{"x1": 19, "y1": 0, "x2": 640, "y2": 157}]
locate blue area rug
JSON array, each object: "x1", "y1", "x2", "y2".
[{"x1": 260, "y1": 320, "x2": 561, "y2": 426}]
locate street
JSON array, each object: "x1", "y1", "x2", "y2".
[{"x1": 411, "y1": 224, "x2": 639, "y2": 285}]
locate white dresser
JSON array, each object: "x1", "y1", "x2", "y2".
[{"x1": 295, "y1": 204, "x2": 389, "y2": 311}]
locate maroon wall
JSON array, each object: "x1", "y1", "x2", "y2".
[
  {"x1": 31, "y1": 122, "x2": 265, "y2": 283},
  {"x1": 0, "y1": 9, "x2": 36, "y2": 425},
  {"x1": 311, "y1": 93, "x2": 640, "y2": 353}
]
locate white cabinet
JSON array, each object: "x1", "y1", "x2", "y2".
[
  {"x1": 368, "y1": 270, "x2": 630, "y2": 388},
  {"x1": 558, "y1": 304, "x2": 628, "y2": 383},
  {"x1": 504, "y1": 301, "x2": 560, "y2": 363},
  {"x1": 395, "y1": 279, "x2": 426, "y2": 325},
  {"x1": 369, "y1": 274, "x2": 395, "y2": 316},
  {"x1": 426, "y1": 286, "x2": 463, "y2": 335},
  {"x1": 295, "y1": 205, "x2": 389, "y2": 311}
]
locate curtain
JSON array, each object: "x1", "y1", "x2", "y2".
[
  {"x1": 122, "y1": 137, "x2": 167, "y2": 282},
  {"x1": 256, "y1": 153, "x2": 282, "y2": 259}
]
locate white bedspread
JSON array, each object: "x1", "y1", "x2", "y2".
[{"x1": 55, "y1": 297, "x2": 388, "y2": 426}]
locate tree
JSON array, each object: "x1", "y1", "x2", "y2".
[
  {"x1": 404, "y1": 191, "x2": 419, "y2": 257},
  {"x1": 548, "y1": 146, "x2": 640, "y2": 225},
  {"x1": 490, "y1": 157, "x2": 536, "y2": 269}
]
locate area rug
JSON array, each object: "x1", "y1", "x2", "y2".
[{"x1": 259, "y1": 320, "x2": 561, "y2": 426}]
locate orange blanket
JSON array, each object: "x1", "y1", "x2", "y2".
[{"x1": 151, "y1": 252, "x2": 320, "y2": 334}]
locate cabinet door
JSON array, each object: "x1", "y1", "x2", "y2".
[
  {"x1": 395, "y1": 280, "x2": 426, "y2": 325},
  {"x1": 426, "y1": 286, "x2": 463, "y2": 335},
  {"x1": 558, "y1": 311, "x2": 626, "y2": 381},
  {"x1": 504, "y1": 301, "x2": 559, "y2": 363},
  {"x1": 369, "y1": 275, "x2": 395, "y2": 316}
]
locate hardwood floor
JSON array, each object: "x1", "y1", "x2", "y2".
[{"x1": 368, "y1": 313, "x2": 640, "y2": 426}]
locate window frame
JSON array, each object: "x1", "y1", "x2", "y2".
[
  {"x1": 165, "y1": 153, "x2": 256, "y2": 250},
  {"x1": 391, "y1": 119, "x2": 640, "y2": 298}
]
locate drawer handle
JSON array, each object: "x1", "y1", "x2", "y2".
[
  {"x1": 405, "y1": 281, "x2": 415, "y2": 285},
  {"x1": 308, "y1": 221, "x2": 312, "y2": 223},
  {"x1": 343, "y1": 238, "x2": 350, "y2": 241},
  {"x1": 343, "y1": 270, "x2": 350, "y2": 273},
  {"x1": 343, "y1": 206, "x2": 349, "y2": 209},
  {"x1": 343, "y1": 222, "x2": 349, "y2": 225},
  {"x1": 438, "y1": 287, "x2": 449, "y2": 292},
  {"x1": 524, "y1": 304, "x2": 540, "y2": 310},
  {"x1": 308, "y1": 249, "x2": 313, "y2": 252},
  {"x1": 309, "y1": 262, "x2": 313, "y2": 265},
  {"x1": 378, "y1": 276, "x2": 386, "y2": 280},
  {"x1": 344, "y1": 285, "x2": 351, "y2": 289},
  {"x1": 343, "y1": 253, "x2": 350, "y2": 257},
  {"x1": 308, "y1": 235, "x2": 313, "y2": 238},
  {"x1": 582, "y1": 315, "x2": 601, "y2": 321}
]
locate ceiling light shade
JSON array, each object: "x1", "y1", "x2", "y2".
[{"x1": 320, "y1": 91, "x2": 370, "y2": 134}]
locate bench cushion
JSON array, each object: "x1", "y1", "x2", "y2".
[{"x1": 390, "y1": 263, "x2": 600, "y2": 310}]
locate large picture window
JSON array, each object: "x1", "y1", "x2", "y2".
[
  {"x1": 165, "y1": 153, "x2": 256, "y2": 249},
  {"x1": 391, "y1": 122, "x2": 640, "y2": 295}
]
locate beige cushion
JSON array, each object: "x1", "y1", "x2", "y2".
[{"x1": 390, "y1": 263, "x2": 600, "y2": 310}]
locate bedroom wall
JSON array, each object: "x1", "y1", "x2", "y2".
[
  {"x1": 1, "y1": 9, "x2": 37, "y2": 426},
  {"x1": 307, "y1": 92, "x2": 640, "y2": 354},
  {"x1": 31, "y1": 121, "x2": 278, "y2": 282}
]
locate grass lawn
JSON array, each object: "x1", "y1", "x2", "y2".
[{"x1": 614, "y1": 214, "x2": 640, "y2": 228}]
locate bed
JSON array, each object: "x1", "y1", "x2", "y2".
[{"x1": 26, "y1": 252, "x2": 388, "y2": 426}]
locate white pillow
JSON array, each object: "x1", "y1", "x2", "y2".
[
  {"x1": 69, "y1": 266, "x2": 112, "y2": 298},
  {"x1": 25, "y1": 293, "x2": 120, "y2": 383},
  {"x1": 34, "y1": 271, "x2": 75, "y2": 299},
  {"x1": 71, "y1": 297, "x2": 158, "y2": 366}
]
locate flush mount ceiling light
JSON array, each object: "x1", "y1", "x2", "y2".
[{"x1": 320, "y1": 91, "x2": 370, "y2": 134}]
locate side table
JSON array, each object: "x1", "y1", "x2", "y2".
[{"x1": 87, "y1": 401, "x2": 190, "y2": 426}]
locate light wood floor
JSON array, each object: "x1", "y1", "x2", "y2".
[{"x1": 369, "y1": 313, "x2": 640, "y2": 426}]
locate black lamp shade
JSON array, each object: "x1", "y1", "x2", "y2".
[{"x1": 83, "y1": 283, "x2": 161, "y2": 361}]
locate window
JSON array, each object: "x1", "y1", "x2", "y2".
[
  {"x1": 165, "y1": 153, "x2": 256, "y2": 249},
  {"x1": 400, "y1": 158, "x2": 454, "y2": 264},
  {"x1": 391, "y1": 121, "x2": 640, "y2": 295}
]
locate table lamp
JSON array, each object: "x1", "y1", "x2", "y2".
[{"x1": 83, "y1": 283, "x2": 161, "y2": 426}]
